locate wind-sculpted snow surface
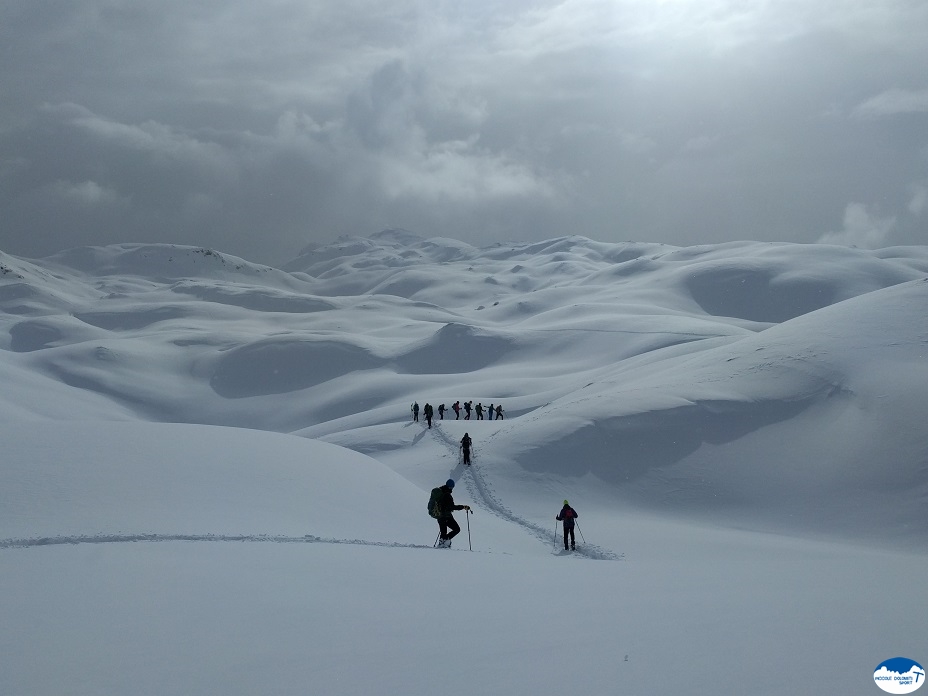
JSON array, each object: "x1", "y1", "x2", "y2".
[{"x1": 1, "y1": 234, "x2": 927, "y2": 544}]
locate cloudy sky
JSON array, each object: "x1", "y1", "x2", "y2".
[{"x1": 1, "y1": 0, "x2": 926, "y2": 265}]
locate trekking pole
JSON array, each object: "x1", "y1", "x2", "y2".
[
  {"x1": 434, "y1": 531, "x2": 441, "y2": 548},
  {"x1": 576, "y1": 522, "x2": 586, "y2": 544},
  {"x1": 553, "y1": 521, "x2": 558, "y2": 550},
  {"x1": 466, "y1": 509, "x2": 473, "y2": 551}
]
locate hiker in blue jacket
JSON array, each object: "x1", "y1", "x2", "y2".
[
  {"x1": 435, "y1": 479, "x2": 470, "y2": 548},
  {"x1": 556, "y1": 500, "x2": 578, "y2": 550}
]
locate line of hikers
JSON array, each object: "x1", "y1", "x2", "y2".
[
  {"x1": 407, "y1": 402, "x2": 475, "y2": 464},
  {"x1": 411, "y1": 400, "x2": 504, "y2": 428},
  {"x1": 429, "y1": 479, "x2": 579, "y2": 551}
]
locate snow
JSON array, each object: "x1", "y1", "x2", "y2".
[{"x1": 1, "y1": 235, "x2": 927, "y2": 695}]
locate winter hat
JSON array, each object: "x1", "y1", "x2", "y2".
[
  {"x1": 563, "y1": 499, "x2": 569, "y2": 506},
  {"x1": 446, "y1": 479, "x2": 455, "y2": 488}
]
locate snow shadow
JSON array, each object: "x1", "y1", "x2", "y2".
[
  {"x1": 518, "y1": 398, "x2": 814, "y2": 483},
  {"x1": 74, "y1": 306, "x2": 190, "y2": 331},
  {"x1": 0, "y1": 282, "x2": 77, "y2": 317},
  {"x1": 170, "y1": 281, "x2": 335, "y2": 313},
  {"x1": 394, "y1": 323, "x2": 515, "y2": 375},
  {"x1": 10, "y1": 320, "x2": 66, "y2": 352},
  {"x1": 210, "y1": 338, "x2": 385, "y2": 398},
  {"x1": 685, "y1": 267, "x2": 836, "y2": 322}
]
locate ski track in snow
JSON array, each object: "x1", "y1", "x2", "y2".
[
  {"x1": 428, "y1": 422, "x2": 622, "y2": 561},
  {"x1": 0, "y1": 445, "x2": 622, "y2": 561},
  {"x1": 0, "y1": 534, "x2": 441, "y2": 551},
  {"x1": 0, "y1": 423, "x2": 619, "y2": 560},
  {"x1": 0, "y1": 532, "x2": 612, "y2": 558}
]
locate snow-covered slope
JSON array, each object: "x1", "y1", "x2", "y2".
[
  {"x1": 3, "y1": 235, "x2": 926, "y2": 545},
  {"x1": 2, "y1": 421, "x2": 925, "y2": 696},
  {"x1": 1, "y1": 233, "x2": 927, "y2": 695}
]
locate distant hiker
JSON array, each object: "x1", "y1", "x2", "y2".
[
  {"x1": 556, "y1": 500, "x2": 578, "y2": 550},
  {"x1": 476, "y1": 403, "x2": 484, "y2": 420},
  {"x1": 424, "y1": 402, "x2": 433, "y2": 429},
  {"x1": 495, "y1": 404, "x2": 504, "y2": 420},
  {"x1": 488, "y1": 403, "x2": 494, "y2": 421},
  {"x1": 460, "y1": 433, "x2": 472, "y2": 465},
  {"x1": 464, "y1": 401, "x2": 472, "y2": 420},
  {"x1": 452, "y1": 401, "x2": 461, "y2": 420},
  {"x1": 412, "y1": 402, "x2": 419, "y2": 422},
  {"x1": 438, "y1": 403, "x2": 446, "y2": 420},
  {"x1": 429, "y1": 479, "x2": 470, "y2": 548}
]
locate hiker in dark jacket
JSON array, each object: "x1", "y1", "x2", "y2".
[
  {"x1": 423, "y1": 402, "x2": 433, "y2": 428},
  {"x1": 436, "y1": 479, "x2": 470, "y2": 547},
  {"x1": 460, "y1": 433, "x2": 472, "y2": 465},
  {"x1": 556, "y1": 500, "x2": 578, "y2": 550}
]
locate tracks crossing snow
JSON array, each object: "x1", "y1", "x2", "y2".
[
  {"x1": 2, "y1": 423, "x2": 620, "y2": 560},
  {"x1": 427, "y1": 423, "x2": 621, "y2": 561},
  {"x1": 0, "y1": 534, "x2": 439, "y2": 551}
]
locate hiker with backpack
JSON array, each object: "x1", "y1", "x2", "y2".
[
  {"x1": 460, "y1": 433, "x2": 472, "y2": 465},
  {"x1": 556, "y1": 500, "x2": 579, "y2": 550},
  {"x1": 411, "y1": 402, "x2": 419, "y2": 422},
  {"x1": 423, "y1": 402, "x2": 434, "y2": 428},
  {"x1": 428, "y1": 479, "x2": 470, "y2": 548}
]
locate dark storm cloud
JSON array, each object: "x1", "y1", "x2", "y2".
[{"x1": 1, "y1": 0, "x2": 926, "y2": 264}]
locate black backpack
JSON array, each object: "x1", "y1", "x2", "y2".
[{"x1": 428, "y1": 487, "x2": 443, "y2": 518}]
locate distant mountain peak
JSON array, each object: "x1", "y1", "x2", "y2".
[{"x1": 368, "y1": 229, "x2": 424, "y2": 246}]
